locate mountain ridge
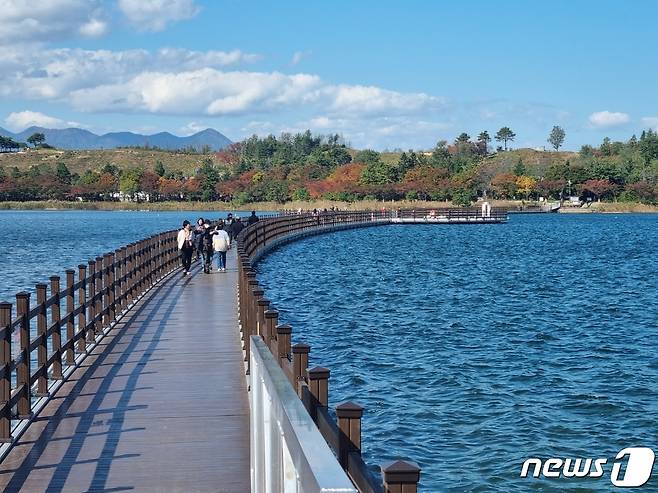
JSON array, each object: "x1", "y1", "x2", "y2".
[{"x1": 0, "y1": 126, "x2": 232, "y2": 151}]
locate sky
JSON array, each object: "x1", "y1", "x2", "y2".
[{"x1": 1, "y1": 0, "x2": 657, "y2": 150}]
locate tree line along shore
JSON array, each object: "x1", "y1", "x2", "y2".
[{"x1": 2, "y1": 127, "x2": 658, "y2": 209}]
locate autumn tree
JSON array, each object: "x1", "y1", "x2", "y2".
[{"x1": 581, "y1": 179, "x2": 616, "y2": 201}]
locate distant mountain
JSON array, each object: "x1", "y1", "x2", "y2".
[{"x1": 0, "y1": 126, "x2": 232, "y2": 151}]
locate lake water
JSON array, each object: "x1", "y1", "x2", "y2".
[
  {"x1": 256, "y1": 214, "x2": 658, "y2": 492},
  {"x1": 0, "y1": 209, "x2": 252, "y2": 303}
]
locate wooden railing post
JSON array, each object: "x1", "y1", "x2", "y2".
[
  {"x1": 264, "y1": 309, "x2": 278, "y2": 353},
  {"x1": 0, "y1": 302, "x2": 12, "y2": 442},
  {"x1": 255, "y1": 295, "x2": 268, "y2": 338},
  {"x1": 95, "y1": 256, "x2": 103, "y2": 334},
  {"x1": 306, "y1": 366, "x2": 329, "y2": 420},
  {"x1": 292, "y1": 342, "x2": 310, "y2": 395},
  {"x1": 275, "y1": 324, "x2": 291, "y2": 364},
  {"x1": 77, "y1": 264, "x2": 87, "y2": 353},
  {"x1": 87, "y1": 259, "x2": 96, "y2": 343},
  {"x1": 126, "y1": 244, "x2": 134, "y2": 306},
  {"x1": 50, "y1": 276, "x2": 63, "y2": 380},
  {"x1": 65, "y1": 269, "x2": 75, "y2": 364},
  {"x1": 336, "y1": 401, "x2": 363, "y2": 468},
  {"x1": 16, "y1": 292, "x2": 31, "y2": 419},
  {"x1": 105, "y1": 253, "x2": 115, "y2": 324},
  {"x1": 381, "y1": 460, "x2": 421, "y2": 493},
  {"x1": 35, "y1": 283, "x2": 49, "y2": 396}
]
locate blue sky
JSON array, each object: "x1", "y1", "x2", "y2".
[{"x1": 1, "y1": 0, "x2": 657, "y2": 150}]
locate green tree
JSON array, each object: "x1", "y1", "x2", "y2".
[
  {"x1": 455, "y1": 133, "x2": 470, "y2": 144},
  {"x1": 291, "y1": 187, "x2": 311, "y2": 201},
  {"x1": 56, "y1": 162, "x2": 72, "y2": 184},
  {"x1": 548, "y1": 126, "x2": 565, "y2": 151},
  {"x1": 354, "y1": 149, "x2": 381, "y2": 165},
  {"x1": 477, "y1": 131, "x2": 491, "y2": 154},
  {"x1": 360, "y1": 161, "x2": 397, "y2": 185},
  {"x1": 430, "y1": 140, "x2": 451, "y2": 168},
  {"x1": 27, "y1": 132, "x2": 46, "y2": 148},
  {"x1": 119, "y1": 168, "x2": 144, "y2": 199},
  {"x1": 495, "y1": 127, "x2": 516, "y2": 150},
  {"x1": 155, "y1": 160, "x2": 166, "y2": 177},
  {"x1": 513, "y1": 158, "x2": 526, "y2": 176}
]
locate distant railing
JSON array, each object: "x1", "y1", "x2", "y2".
[
  {"x1": 237, "y1": 211, "x2": 422, "y2": 493},
  {"x1": 395, "y1": 207, "x2": 508, "y2": 222},
  {"x1": 0, "y1": 230, "x2": 180, "y2": 453}
]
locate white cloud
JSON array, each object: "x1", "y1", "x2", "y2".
[
  {"x1": 641, "y1": 117, "x2": 658, "y2": 130},
  {"x1": 290, "y1": 51, "x2": 311, "y2": 66},
  {"x1": 326, "y1": 85, "x2": 444, "y2": 116},
  {"x1": 0, "y1": 47, "x2": 259, "y2": 100},
  {"x1": 180, "y1": 121, "x2": 208, "y2": 135},
  {"x1": 79, "y1": 18, "x2": 108, "y2": 37},
  {"x1": 0, "y1": 0, "x2": 106, "y2": 44},
  {"x1": 5, "y1": 110, "x2": 79, "y2": 131},
  {"x1": 588, "y1": 110, "x2": 630, "y2": 128},
  {"x1": 118, "y1": 0, "x2": 200, "y2": 31}
]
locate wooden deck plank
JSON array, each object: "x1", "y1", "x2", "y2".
[{"x1": 0, "y1": 250, "x2": 250, "y2": 493}]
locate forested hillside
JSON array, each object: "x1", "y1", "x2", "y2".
[{"x1": 2, "y1": 128, "x2": 658, "y2": 205}]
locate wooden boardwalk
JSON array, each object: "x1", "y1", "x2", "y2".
[{"x1": 0, "y1": 250, "x2": 250, "y2": 493}]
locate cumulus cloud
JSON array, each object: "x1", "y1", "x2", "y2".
[
  {"x1": 326, "y1": 85, "x2": 444, "y2": 116},
  {"x1": 118, "y1": 0, "x2": 200, "y2": 31},
  {"x1": 5, "y1": 110, "x2": 79, "y2": 131},
  {"x1": 0, "y1": 47, "x2": 260, "y2": 100},
  {"x1": 588, "y1": 110, "x2": 630, "y2": 128},
  {"x1": 0, "y1": 0, "x2": 106, "y2": 44}
]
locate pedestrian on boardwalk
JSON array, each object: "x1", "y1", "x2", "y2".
[
  {"x1": 231, "y1": 216, "x2": 245, "y2": 238},
  {"x1": 247, "y1": 210, "x2": 259, "y2": 225},
  {"x1": 200, "y1": 220, "x2": 215, "y2": 274},
  {"x1": 225, "y1": 213, "x2": 234, "y2": 241},
  {"x1": 193, "y1": 217, "x2": 205, "y2": 261},
  {"x1": 213, "y1": 221, "x2": 231, "y2": 272},
  {"x1": 177, "y1": 220, "x2": 194, "y2": 275}
]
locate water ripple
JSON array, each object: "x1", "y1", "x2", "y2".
[{"x1": 257, "y1": 215, "x2": 658, "y2": 492}]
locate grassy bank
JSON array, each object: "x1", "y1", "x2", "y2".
[{"x1": 1, "y1": 199, "x2": 657, "y2": 213}]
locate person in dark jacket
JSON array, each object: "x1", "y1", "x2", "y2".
[
  {"x1": 231, "y1": 217, "x2": 245, "y2": 238},
  {"x1": 200, "y1": 221, "x2": 215, "y2": 274},
  {"x1": 247, "y1": 211, "x2": 259, "y2": 225},
  {"x1": 193, "y1": 217, "x2": 205, "y2": 261}
]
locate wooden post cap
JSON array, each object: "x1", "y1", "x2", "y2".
[
  {"x1": 66, "y1": 269, "x2": 75, "y2": 274},
  {"x1": 16, "y1": 292, "x2": 30, "y2": 300},
  {"x1": 35, "y1": 283, "x2": 48, "y2": 290},
  {"x1": 252, "y1": 289, "x2": 265, "y2": 298},
  {"x1": 246, "y1": 271, "x2": 257, "y2": 279},
  {"x1": 0, "y1": 302, "x2": 11, "y2": 309},
  {"x1": 264, "y1": 309, "x2": 278, "y2": 319},
  {"x1": 307, "y1": 366, "x2": 330, "y2": 380},
  {"x1": 49, "y1": 275, "x2": 60, "y2": 281},
  {"x1": 257, "y1": 298, "x2": 270, "y2": 306},
  {"x1": 276, "y1": 324, "x2": 292, "y2": 334},
  {"x1": 381, "y1": 460, "x2": 421, "y2": 484},
  {"x1": 335, "y1": 401, "x2": 364, "y2": 419},
  {"x1": 78, "y1": 264, "x2": 87, "y2": 269},
  {"x1": 292, "y1": 342, "x2": 310, "y2": 354}
]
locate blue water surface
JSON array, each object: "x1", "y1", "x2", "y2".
[
  {"x1": 256, "y1": 214, "x2": 658, "y2": 492},
  {"x1": 0, "y1": 209, "x2": 250, "y2": 302}
]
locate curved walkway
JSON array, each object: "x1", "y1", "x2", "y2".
[{"x1": 0, "y1": 250, "x2": 249, "y2": 493}]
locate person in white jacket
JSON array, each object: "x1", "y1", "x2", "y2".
[
  {"x1": 212, "y1": 223, "x2": 231, "y2": 272},
  {"x1": 177, "y1": 220, "x2": 194, "y2": 275}
]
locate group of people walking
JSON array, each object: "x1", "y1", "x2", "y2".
[{"x1": 176, "y1": 212, "x2": 259, "y2": 276}]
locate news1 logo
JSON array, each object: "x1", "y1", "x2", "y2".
[{"x1": 521, "y1": 447, "x2": 655, "y2": 487}]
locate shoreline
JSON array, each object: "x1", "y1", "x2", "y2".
[{"x1": 0, "y1": 199, "x2": 657, "y2": 214}]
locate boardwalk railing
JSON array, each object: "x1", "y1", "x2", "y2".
[
  {"x1": 395, "y1": 207, "x2": 508, "y2": 221},
  {"x1": 0, "y1": 230, "x2": 180, "y2": 455},
  {"x1": 237, "y1": 211, "x2": 422, "y2": 493}
]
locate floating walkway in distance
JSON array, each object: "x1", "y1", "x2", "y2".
[{"x1": 390, "y1": 207, "x2": 508, "y2": 224}]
